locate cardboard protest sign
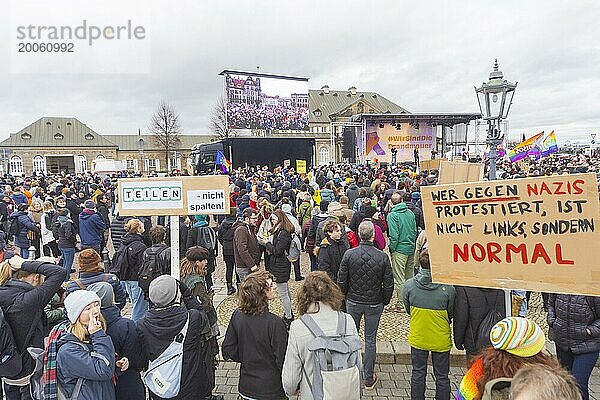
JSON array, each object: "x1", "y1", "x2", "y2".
[
  {"x1": 437, "y1": 160, "x2": 485, "y2": 184},
  {"x1": 420, "y1": 159, "x2": 441, "y2": 171},
  {"x1": 421, "y1": 173, "x2": 600, "y2": 296},
  {"x1": 117, "y1": 175, "x2": 230, "y2": 216}
]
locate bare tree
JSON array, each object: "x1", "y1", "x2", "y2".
[
  {"x1": 149, "y1": 100, "x2": 182, "y2": 171},
  {"x1": 210, "y1": 96, "x2": 236, "y2": 139}
]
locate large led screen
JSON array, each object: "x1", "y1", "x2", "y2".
[{"x1": 224, "y1": 71, "x2": 309, "y2": 131}]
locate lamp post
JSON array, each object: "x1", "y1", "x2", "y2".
[
  {"x1": 138, "y1": 137, "x2": 145, "y2": 174},
  {"x1": 475, "y1": 59, "x2": 517, "y2": 180}
]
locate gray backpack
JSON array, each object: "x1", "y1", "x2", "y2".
[{"x1": 300, "y1": 312, "x2": 362, "y2": 400}]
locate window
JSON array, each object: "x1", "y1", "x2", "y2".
[
  {"x1": 32, "y1": 155, "x2": 46, "y2": 174},
  {"x1": 126, "y1": 159, "x2": 136, "y2": 169},
  {"x1": 54, "y1": 132, "x2": 64, "y2": 140},
  {"x1": 9, "y1": 155, "x2": 23, "y2": 176},
  {"x1": 21, "y1": 132, "x2": 31, "y2": 140},
  {"x1": 85, "y1": 132, "x2": 94, "y2": 140},
  {"x1": 319, "y1": 147, "x2": 330, "y2": 165},
  {"x1": 77, "y1": 155, "x2": 87, "y2": 172},
  {"x1": 96, "y1": 154, "x2": 106, "y2": 159},
  {"x1": 313, "y1": 109, "x2": 322, "y2": 117},
  {"x1": 46, "y1": 121, "x2": 52, "y2": 126}
]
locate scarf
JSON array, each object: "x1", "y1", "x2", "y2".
[
  {"x1": 455, "y1": 356, "x2": 484, "y2": 400},
  {"x1": 192, "y1": 220, "x2": 208, "y2": 228},
  {"x1": 42, "y1": 321, "x2": 70, "y2": 399}
]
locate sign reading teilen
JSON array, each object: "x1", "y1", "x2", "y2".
[
  {"x1": 121, "y1": 180, "x2": 183, "y2": 210},
  {"x1": 421, "y1": 173, "x2": 600, "y2": 296}
]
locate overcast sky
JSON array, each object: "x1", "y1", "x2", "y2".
[{"x1": 1, "y1": 0, "x2": 598, "y2": 144}]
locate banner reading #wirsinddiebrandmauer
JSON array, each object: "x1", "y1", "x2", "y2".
[{"x1": 421, "y1": 173, "x2": 600, "y2": 296}]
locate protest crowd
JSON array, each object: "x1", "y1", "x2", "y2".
[{"x1": 0, "y1": 151, "x2": 598, "y2": 400}]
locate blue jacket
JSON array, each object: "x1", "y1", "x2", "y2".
[
  {"x1": 78, "y1": 210, "x2": 105, "y2": 246},
  {"x1": 102, "y1": 306, "x2": 145, "y2": 400},
  {"x1": 11, "y1": 192, "x2": 28, "y2": 206},
  {"x1": 66, "y1": 272, "x2": 127, "y2": 310},
  {"x1": 57, "y1": 331, "x2": 116, "y2": 400},
  {"x1": 9, "y1": 210, "x2": 39, "y2": 249}
]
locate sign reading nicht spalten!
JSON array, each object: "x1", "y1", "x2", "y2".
[
  {"x1": 421, "y1": 173, "x2": 600, "y2": 296},
  {"x1": 117, "y1": 176, "x2": 230, "y2": 216}
]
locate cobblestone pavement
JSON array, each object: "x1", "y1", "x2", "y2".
[{"x1": 213, "y1": 361, "x2": 600, "y2": 400}]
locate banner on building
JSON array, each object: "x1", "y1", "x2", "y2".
[
  {"x1": 364, "y1": 122, "x2": 435, "y2": 163},
  {"x1": 421, "y1": 173, "x2": 600, "y2": 296}
]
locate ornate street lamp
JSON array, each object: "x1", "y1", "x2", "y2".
[
  {"x1": 475, "y1": 59, "x2": 517, "y2": 179},
  {"x1": 138, "y1": 137, "x2": 145, "y2": 173}
]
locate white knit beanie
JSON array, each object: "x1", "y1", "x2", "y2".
[{"x1": 64, "y1": 290, "x2": 101, "y2": 324}]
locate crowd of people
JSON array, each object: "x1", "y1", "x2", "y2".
[
  {"x1": 0, "y1": 151, "x2": 597, "y2": 400},
  {"x1": 226, "y1": 102, "x2": 309, "y2": 131}
]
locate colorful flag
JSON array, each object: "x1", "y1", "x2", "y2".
[
  {"x1": 215, "y1": 150, "x2": 232, "y2": 172},
  {"x1": 484, "y1": 143, "x2": 506, "y2": 160},
  {"x1": 508, "y1": 132, "x2": 544, "y2": 162},
  {"x1": 541, "y1": 131, "x2": 558, "y2": 157}
]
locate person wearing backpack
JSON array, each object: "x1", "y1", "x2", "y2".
[
  {"x1": 547, "y1": 293, "x2": 600, "y2": 400},
  {"x1": 56, "y1": 290, "x2": 123, "y2": 400},
  {"x1": 222, "y1": 270, "x2": 288, "y2": 400},
  {"x1": 186, "y1": 215, "x2": 217, "y2": 293},
  {"x1": 282, "y1": 271, "x2": 362, "y2": 400},
  {"x1": 65, "y1": 248, "x2": 127, "y2": 310},
  {"x1": 113, "y1": 219, "x2": 148, "y2": 322},
  {"x1": 88, "y1": 282, "x2": 145, "y2": 400},
  {"x1": 9, "y1": 203, "x2": 40, "y2": 259},
  {"x1": 403, "y1": 248, "x2": 455, "y2": 400},
  {"x1": 453, "y1": 286, "x2": 506, "y2": 367},
  {"x1": 139, "y1": 226, "x2": 171, "y2": 299},
  {"x1": 217, "y1": 207, "x2": 238, "y2": 295},
  {"x1": 136, "y1": 275, "x2": 210, "y2": 400},
  {"x1": 258, "y1": 209, "x2": 294, "y2": 330},
  {"x1": 0, "y1": 255, "x2": 64, "y2": 399},
  {"x1": 281, "y1": 203, "x2": 304, "y2": 281},
  {"x1": 52, "y1": 208, "x2": 77, "y2": 281}
]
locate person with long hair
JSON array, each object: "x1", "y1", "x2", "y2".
[
  {"x1": 114, "y1": 218, "x2": 147, "y2": 322},
  {"x1": 27, "y1": 200, "x2": 44, "y2": 259},
  {"x1": 259, "y1": 209, "x2": 294, "y2": 329},
  {"x1": 41, "y1": 201, "x2": 59, "y2": 258},
  {"x1": 0, "y1": 255, "x2": 64, "y2": 398},
  {"x1": 282, "y1": 271, "x2": 361, "y2": 399},
  {"x1": 57, "y1": 290, "x2": 122, "y2": 399},
  {"x1": 455, "y1": 317, "x2": 560, "y2": 400},
  {"x1": 222, "y1": 270, "x2": 288, "y2": 400}
]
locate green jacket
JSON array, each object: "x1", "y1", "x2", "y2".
[
  {"x1": 403, "y1": 269, "x2": 455, "y2": 352},
  {"x1": 297, "y1": 201, "x2": 313, "y2": 227},
  {"x1": 386, "y1": 202, "x2": 417, "y2": 255}
]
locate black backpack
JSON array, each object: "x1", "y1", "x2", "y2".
[
  {"x1": 109, "y1": 244, "x2": 128, "y2": 277},
  {"x1": 0, "y1": 307, "x2": 39, "y2": 379},
  {"x1": 8, "y1": 216, "x2": 20, "y2": 238},
  {"x1": 473, "y1": 292, "x2": 503, "y2": 352},
  {"x1": 139, "y1": 246, "x2": 169, "y2": 298},
  {"x1": 195, "y1": 227, "x2": 217, "y2": 258}
]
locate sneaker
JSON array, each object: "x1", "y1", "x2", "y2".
[
  {"x1": 364, "y1": 374, "x2": 378, "y2": 390},
  {"x1": 227, "y1": 287, "x2": 236, "y2": 295},
  {"x1": 295, "y1": 276, "x2": 305, "y2": 281}
]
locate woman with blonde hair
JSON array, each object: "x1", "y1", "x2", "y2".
[
  {"x1": 222, "y1": 270, "x2": 288, "y2": 400},
  {"x1": 113, "y1": 218, "x2": 147, "y2": 322},
  {"x1": 259, "y1": 209, "x2": 294, "y2": 329},
  {"x1": 56, "y1": 290, "x2": 125, "y2": 399},
  {"x1": 28, "y1": 199, "x2": 44, "y2": 258},
  {"x1": 282, "y1": 271, "x2": 361, "y2": 399}
]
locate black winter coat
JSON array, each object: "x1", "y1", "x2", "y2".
[
  {"x1": 52, "y1": 219, "x2": 77, "y2": 248},
  {"x1": 0, "y1": 261, "x2": 64, "y2": 378},
  {"x1": 136, "y1": 304, "x2": 209, "y2": 400},
  {"x1": 453, "y1": 287, "x2": 506, "y2": 355},
  {"x1": 548, "y1": 294, "x2": 600, "y2": 354},
  {"x1": 265, "y1": 228, "x2": 292, "y2": 283},
  {"x1": 337, "y1": 241, "x2": 394, "y2": 306},
  {"x1": 406, "y1": 202, "x2": 425, "y2": 231},
  {"x1": 117, "y1": 233, "x2": 147, "y2": 281},
  {"x1": 317, "y1": 235, "x2": 348, "y2": 281},
  {"x1": 217, "y1": 217, "x2": 237, "y2": 257}
]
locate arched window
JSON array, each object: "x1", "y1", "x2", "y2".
[
  {"x1": 319, "y1": 147, "x2": 330, "y2": 165},
  {"x1": 77, "y1": 155, "x2": 87, "y2": 172},
  {"x1": 96, "y1": 154, "x2": 106, "y2": 159},
  {"x1": 32, "y1": 155, "x2": 46, "y2": 174},
  {"x1": 9, "y1": 155, "x2": 23, "y2": 176}
]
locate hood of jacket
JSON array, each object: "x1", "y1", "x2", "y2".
[
  {"x1": 414, "y1": 269, "x2": 440, "y2": 291},
  {"x1": 101, "y1": 305, "x2": 121, "y2": 327},
  {"x1": 139, "y1": 304, "x2": 188, "y2": 356},
  {"x1": 221, "y1": 216, "x2": 236, "y2": 229},
  {"x1": 9, "y1": 210, "x2": 26, "y2": 219},
  {"x1": 390, "y1": 202, "x2": 409, "y2": 214},
  {"x1": 79, "y1": 209, "x2": 96, "y2": 220},
  {"x1": 121, "y1": 233, "x2": 144, "y2": 245}
]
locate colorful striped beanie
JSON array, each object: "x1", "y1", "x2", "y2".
[{"x1": 490, "y1": 317, "x2": 545, "y2": 358}]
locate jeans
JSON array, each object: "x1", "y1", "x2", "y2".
[
  {"x1": 59, "y1": 247, "x2": 76, "y2": 281},
  {"x1": 223, "y1": 255, "x2": 237, "y2": 287},
  {"x1": 308, "y1": 252, "x2": 318, "y2": 272},
  {"x1": 122, "y1": 280, "x2": 148, "y2": 322},
  {"x1": 293, "y1": 259, "x2": 303, "y2": 280},
  {"x1": 410, "y1": 347, "x2": 450, "y2": 400},
  {"x1": 4, "y1": 383, "x2": 32, "y2": 400},
  {"x1": 19, "y1": 247, "x2": 29, "y2": 258},
  {"x1": 390, "y1": 252, "x2": 414, "y2": 309},
  {"x1": 346, "y1": 300, "x2": 383, "y2": 381},
  {"x1": 276, "y1": 282, "x2": 292, "y2": 319},
  {"x1": 556, "y1": 347, "x2": 599, "y2": 400}
]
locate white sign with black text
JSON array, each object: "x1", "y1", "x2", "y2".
[{"x1": 187, "y1": 189, "x2": 227, "y2": 214}]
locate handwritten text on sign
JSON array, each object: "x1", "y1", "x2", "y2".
[
  {"x1": 421, "y1": 173, "x2": 600, "y2": 296},
  {"x1": 187, "y1": 189, "x2": 226, "y2": 214}
]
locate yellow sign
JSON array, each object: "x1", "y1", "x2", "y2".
[
  {"x1": 421, "y1": 173, "x2": 600, "y2": 296},
  {"x1": 296, "y1": 160, "x2": 307, "y2": 174}
]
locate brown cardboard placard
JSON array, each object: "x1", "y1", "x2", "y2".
[
  {"x1": 437, "y1": 160, "x2": 485, "y2": 184},
  {"x1": 117, "y1": 175, "x2": 230, "y2": 216},
  {"x1": 421, "y1": 173, "x2": 600, "y2": 296},
  {"x1": 419, "y1": 159, "x2": 441, "y2": 171}
]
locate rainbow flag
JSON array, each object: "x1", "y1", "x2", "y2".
[
  {"x1": 508, "y1": 132, "x2": 544, "y2": 162},
  {"x1": 541, "y1": 131, "x2": 558, "y2": 157},
  {"x1": 215, "y1": 150, "x2": 232, "y2": 172}
]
